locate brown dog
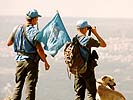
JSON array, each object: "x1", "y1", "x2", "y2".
[{"x1": 96, "y1": 75, "x2": 126, "y2": 100}]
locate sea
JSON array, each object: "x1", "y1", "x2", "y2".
[{"x1": 0, "y1": 16, "x2": 133, "y2": 100}]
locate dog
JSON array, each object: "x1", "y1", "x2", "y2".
[{"x1": 96, "y1": 75, "x2": 126, "y2": 100}]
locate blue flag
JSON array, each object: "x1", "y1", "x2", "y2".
[{"x1": 36, "y1": 12, "x2": 71, "y2": 57}]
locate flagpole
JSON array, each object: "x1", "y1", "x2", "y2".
[
  {"x1": 56, "y1": 10, "x2": 59, "y2": 14},
  {"x1": 37, "y1": 22, "x2": 39, "y2": 30}
]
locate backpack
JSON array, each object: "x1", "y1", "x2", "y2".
[
  {"x1": 64, "y1": 36, "x2": 88, "y2": 75},
  {"x1": 14, "y1": 24, "x2": 41, "y2": 63}
]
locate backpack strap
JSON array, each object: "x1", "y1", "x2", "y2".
[
  {"x1": 22, "y1": 24, "x2": 37, "y2": 51},
  {"x1": 75, "y1": 35, "x2": 90, "y2": 62},
  {"x1": 22, "y1": 24, "x2": 47, "y2": 60}
]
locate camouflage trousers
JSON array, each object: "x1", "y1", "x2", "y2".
[
  {"x1": 74, "y1": 70, "x2": 96, "y2": 100},
  {"x1": 12, "y1": 59, "x2": 39, "y2": 100}
]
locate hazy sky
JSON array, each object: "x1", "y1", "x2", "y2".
[{"x1": 0, "y1": 0, "x2": 133, "y2": 18}]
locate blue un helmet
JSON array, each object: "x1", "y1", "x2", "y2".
[
  {"x1": 76, "y1": 20, "x2": 91, "y2": 29},
  {"x1": 26, "y1": 9, "x2": 42, "y2": 19}
]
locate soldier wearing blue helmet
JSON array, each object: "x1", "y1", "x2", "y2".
[
  {"x1": 74, "y1": 19, "x2": 106, "y2": 100},
  {"x1": 7, "y1": 9, "x2": 50, "y2": 100}
]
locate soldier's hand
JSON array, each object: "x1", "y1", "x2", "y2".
[{"x1": 44, "y1": 62, "x2": 50, "y2": 70}]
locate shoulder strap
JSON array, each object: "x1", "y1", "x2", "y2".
[{"x1": 22, "y1": 24, "x2": 37, "y2": 51}]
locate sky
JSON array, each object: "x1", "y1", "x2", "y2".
[{"x1": 0, "y1": 0, "x2": 133, "y2": 18}]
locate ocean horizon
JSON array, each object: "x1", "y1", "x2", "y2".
[{"x1": 0, "y1": 16, "x2": 133, "y2": 100}]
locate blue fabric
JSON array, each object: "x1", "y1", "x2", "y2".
[
  {"x1": 14, "y1": 25, "x2": 38, "y2": 53},
  {"x1": 77, "y1": 35, "x2": 90, "y2": 61},
  {"x1": 36, "y1": 12, "x2": 71, "y2": 57},
  {"x1": 13, "y1": 25, "x2": 39, "y2": 61},
  {"x1": 78, "y1": 35, "x2": 90, "y2": 46}
]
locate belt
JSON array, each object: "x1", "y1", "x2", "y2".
[{"x1": 17, "y1": 52, "x2": 36, "y2": 56}]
